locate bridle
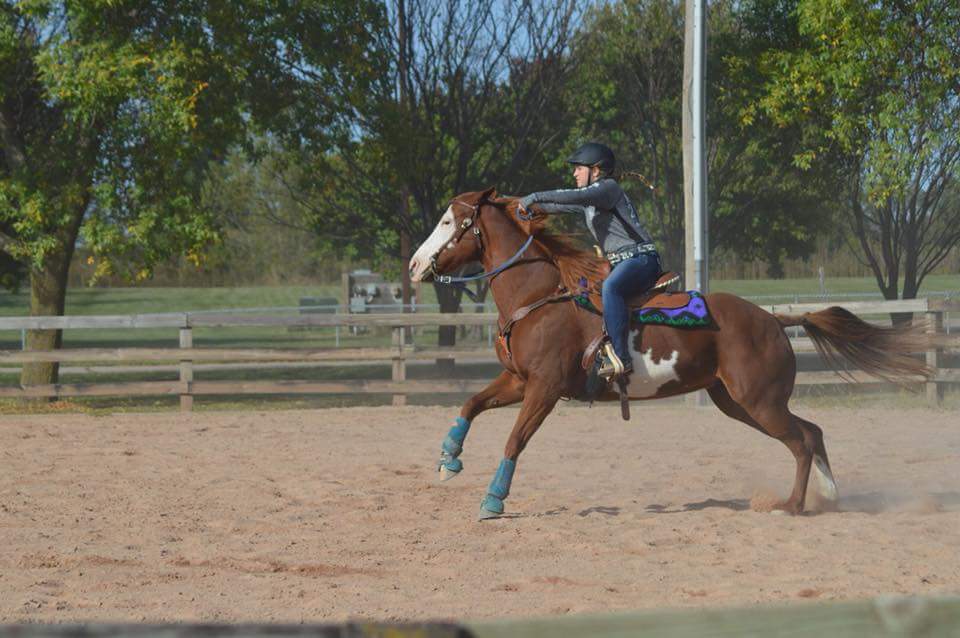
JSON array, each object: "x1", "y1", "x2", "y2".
[
  {"x1": 427, "y1": 199, "x2": 535, "y2": 293},
  {"x1": 428, "y1": 199, "x2": 481, "y2": 281}
]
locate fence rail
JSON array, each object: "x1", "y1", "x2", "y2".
[{"x1": 1, "y1": 298, "x2": 957, "y2": 410}]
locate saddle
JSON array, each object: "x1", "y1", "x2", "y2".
[
  {"x1": 578, "y1": 271, "x2": 682, "y2": 372},
  {"x1": 590, "y1": 271, "x2": 683, "y2": 315},
  {"x1": 580, "y1": 272, "x2": 711, "y2": 371}
]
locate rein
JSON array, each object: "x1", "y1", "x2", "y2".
[{"x1": 429, "y1": 199, "x2": 535, "y2": 300}]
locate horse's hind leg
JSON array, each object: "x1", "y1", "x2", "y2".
[
  {"x1": 742, "y1": 400, "x2": 812, "y2": 514},
  {"x1": 438, "y1": 370, "x2": 524, "y2": 481},
  {"x1": 707, "y1": 382, "x2": 766, "y2": 434},
  {"x1": 708, "y1": 382, "x2": 836, "y2": 513}
]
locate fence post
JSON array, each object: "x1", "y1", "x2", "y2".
[
  {"x1": 926, "y1": 310, "x2": 943, "y2": 407},
  {"x1": 392, "y1": 326, "x2": 406, "y2": 406},
  {"x1": 179, "y1": 324, "x2": 194, "y2": 412}
]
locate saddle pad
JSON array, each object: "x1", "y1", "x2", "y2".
[{"x1": 631, "y1": 291, "x2": 710, "y2": 328}]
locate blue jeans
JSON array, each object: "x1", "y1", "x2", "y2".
[{"x1": 601, "y1": 252, "x2": 661, "y2": 366}]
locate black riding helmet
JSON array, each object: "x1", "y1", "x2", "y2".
[{"x1": 566, "y1": 142, "x2": 615, "y2": 174}]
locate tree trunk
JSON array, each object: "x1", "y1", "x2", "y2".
[
  {"x1": 434, "y1": 281, "x2": 461, "y2": 375},
  {"x1": 20, "y1": 255, "x2": 71, "y2": 395},
  {"x1": 892, "y1": 227, "x2": 922, "y2": 327},
  {"x1": 19, "y1": 202, "x2": 85, "y2": 397},
  {"x1": 892, "y1": 265, "x2": 922, "y2": 328}
]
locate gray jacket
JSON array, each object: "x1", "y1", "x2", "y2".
[{"x1": 522, "y1": 178, "x2": 653, "y2": 254}]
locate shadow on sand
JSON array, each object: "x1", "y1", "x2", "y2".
[{"x1": 645, "y1": 498, "x2": 751, "y2": 514}]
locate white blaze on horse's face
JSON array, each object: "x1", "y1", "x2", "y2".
[
  {"x1": 626, "y1": 339, "x2": 681, "y2": 398},
  {"x1": 409, "y1": 206, "x2": 457, "y2": 283}
]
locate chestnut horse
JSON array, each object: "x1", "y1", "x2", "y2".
[{"x1": 408, "y1": 188, "x2": 931, "y2": 519}]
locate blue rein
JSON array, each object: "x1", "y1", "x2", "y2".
[
  {"x1": 431, "y1": 202, "x2": 536, "y2": 299},
  {"x1": 436, "y1": 235, "x2": 535, "y2": 285}
]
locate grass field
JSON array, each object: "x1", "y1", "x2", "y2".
[
  {"x1": 709, "y1": 273, "x2": 959, "y2": 298},
  {"x1": 0, "y1": 273, "x2": 957, "y2": 318}
]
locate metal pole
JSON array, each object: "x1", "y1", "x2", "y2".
[
  {"x1": 692, "y1": 0, "x2": 708, "y2": 294},
  {"x1": 683, "y1": 0, "x2": 708, "y2": 294},
  {"x1": 684, "y1": 0, "x2": 709, "y2": 406}
]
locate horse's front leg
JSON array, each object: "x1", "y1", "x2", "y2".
[
  {"x1": 479, "y1": 383, "x2": 560, "y2": 520},
  {"x1": 438, "y1": 370, "x2": 524, "y2": 481}
]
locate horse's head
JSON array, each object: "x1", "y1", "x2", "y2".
[{"x1": 409, "y1": 187, "x2": 498, "y2": 283}]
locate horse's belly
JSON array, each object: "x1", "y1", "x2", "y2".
[{"x1": 625, "y1": 328, "x2": 681, "y2": 398}]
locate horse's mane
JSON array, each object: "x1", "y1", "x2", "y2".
[{"x1": 492, "y1": 197, "x2": 608, "y2": 293}]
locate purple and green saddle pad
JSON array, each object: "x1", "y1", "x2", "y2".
[
  {"x1": 572, "y1": 289, "x2": 711, "y2": 328},
  {"x1": 631, "y1": 291, "x2": 710, "y2": 327}
]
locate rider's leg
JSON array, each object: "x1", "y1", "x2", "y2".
[{"x1": 601, "y1": 253, "x2": 660, "y2": 371}]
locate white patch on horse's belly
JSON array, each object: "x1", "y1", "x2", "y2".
[{"x1": 626, "y1": 334, "x2": 680, "y2": 398}]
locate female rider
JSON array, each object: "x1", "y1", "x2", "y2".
[{"x1": 519, "y1": 142, "x2": 661, "y2": 378}]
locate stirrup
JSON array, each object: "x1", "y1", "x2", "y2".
[{"x1": 598, "y1": 343, "x2": 625, "y2": 378}]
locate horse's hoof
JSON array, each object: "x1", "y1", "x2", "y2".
[
  {"x1": 478, "y1": 494, "x2": 504, "y2": 520},
  {"x1": 771, "y1": 502, "x2": 802, "y2": 516},
  {"x1": 439, "y1": 465, "x2": 460, "y2": 481},
  {"x1": 437, "y1": 456, "x2": 463, "y2": 482},
  {"x1": 478, "y1": 506, "x2": 502, "y2": 520}
]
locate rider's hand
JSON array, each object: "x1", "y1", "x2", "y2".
[{"x1": 517, "y1": 194, "x2": 538, "y2": 220}]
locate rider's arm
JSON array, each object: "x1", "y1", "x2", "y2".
[
  {"x1": 534, "y1": 202, "x2": 586, "y2": 215},
  {"x1": 520, "y1": 179, "x2": 620, "y2": 211}
]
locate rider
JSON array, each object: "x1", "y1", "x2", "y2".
[{"x1": 519, "y1": 142, "x2": 661, "y2": 378}]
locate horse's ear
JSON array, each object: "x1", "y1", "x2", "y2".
[{"x1": 480, "y1": 186, "x2": 498, "y2": 202}]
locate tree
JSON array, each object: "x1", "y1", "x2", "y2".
[
  {"x1": 387, "y1": 0, "x2": 580, "y2": 340},
  {"x1": 198, "y1": 146, "x2": 367, "y2": 286},
  {"x1": 564, "y1": 0, "x2": 836, "y2": 276},
  {"x1": 0, "y1": 1, "x2": 384, "y2": 386},
  {"x1": 297, "y1": 0, "x2": 581, "y2": 349},
  {"x1": 758, "y1": 0, "x2": 960, "y2": 301}
]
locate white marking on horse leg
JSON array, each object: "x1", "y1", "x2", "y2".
[
  {"x1": 409, "y1": 206, "x2": 456, "y2": 282},
  {"x1": 625, "y1": 333, "x2": 681, "y2": 398},
  {"x1": 811, "y1": 454, "x2": 838, "y2": 502}
]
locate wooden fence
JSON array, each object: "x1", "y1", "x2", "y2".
[{"x1": 0, "y1": 298, "x2": 957, "y2": 411}]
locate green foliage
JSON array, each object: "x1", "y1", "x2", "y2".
[
  {"x1": 758, "y1": 0, "x2": 960, "y2": 296},
  {"x1": 564, "y1": 0, "x2": 836, "y2": 275},
  {"x1": 0, "y1": 0, "x2": 386, "y2": 283},
  {"x1": 199, "y1": 144, "x2": 399, "y2": 282}
]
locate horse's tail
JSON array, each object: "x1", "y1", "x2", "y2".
[{"x1": 774, "y1": 307, "x2": 933, "y2": 385}]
